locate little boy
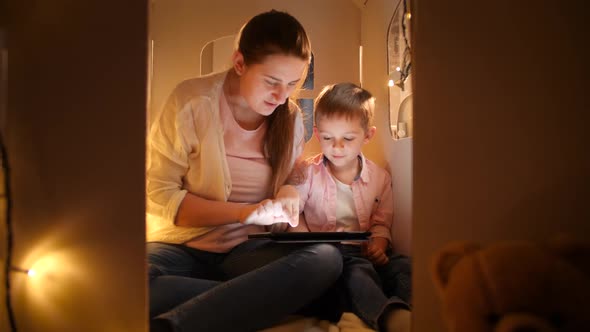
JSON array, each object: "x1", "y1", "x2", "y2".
[{"x1": 291, "y1": 83, "x2": 411, "y2": 332}]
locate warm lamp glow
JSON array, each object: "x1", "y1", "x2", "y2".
[
  {"x1": 10, "y1": 266, "x2": 35, "y2": 276},
  {"x1": 9, "y1": 216, "x2": 132, "y2": 330},
  {"x1": 388, "y1": 79, "x2": 395, "y2": 87},
  {"x1": 28, "y1": 255, "x2": 58, "y2": 278},
  {"x1": 16, "y1": 231, "x2": 91, "y2": 315}
]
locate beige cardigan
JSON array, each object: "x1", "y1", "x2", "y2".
[{"x1": 146, "y1": 70, "x2": 303, "y2": 244}]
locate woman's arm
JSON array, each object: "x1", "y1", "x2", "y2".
[
  {"x1": 175, "y1": 192, "x2": 259, "y2": 227},
  {"x1": 147, "y1": 90, "x2": 266, "y2": 229},
  {"x1": 177, "y1": 192, "x2": 296, "y2": 228}
]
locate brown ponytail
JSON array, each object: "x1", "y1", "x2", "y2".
[{"x1": 237, "y1": 10, "x2": 311, "y2": 195}]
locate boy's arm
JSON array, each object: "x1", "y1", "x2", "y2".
[
  {"x1": 273, "y1": 159, "x2": 313, "y2": 232},
  {"x1": 287, "y1": 160, "x2": 314, "y2": 232},
  {"x1": 266, "y1": 184, "x2": 300, "y2": 232},
  {"x1": 365, "y1": 173, "x2": 395, "y2": 265},
  {"x1": 287, "y1": 175, "x2": 312, "y2": 232},
  {"x1": 293, "y1": 159, "x2": 314, "y2": 218},
  {"x1": 368, "y1": 172, "x2": 394, "y2": 248},
  {"x1": 288, "y1": 213, "x2": 311, "y2": 232}
]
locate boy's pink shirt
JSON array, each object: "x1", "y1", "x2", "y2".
[{"x1": 295, "y1": 153, "x2": 394, "y2": 242}]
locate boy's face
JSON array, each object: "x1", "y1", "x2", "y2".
[{"x1": 314, "y1": 115, "x2": 376, "y2": 170}]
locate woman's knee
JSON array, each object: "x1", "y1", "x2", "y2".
[
  {"x1": 305, "y1": 244, "x2": 343, "y2": 278},
  {"x1": 147, "y1": 242, "x2": 196, "y2": 279}
]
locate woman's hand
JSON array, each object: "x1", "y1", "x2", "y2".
[
  {"x1": 237, "y1": 185, "x2": 300, "y2": 227},
  {"x1": 239, "y1": 199, "x2": 292, "y2": 226},
  {"x1": 363, "y1": 237, "x2": 390, "y2": 266},
  {"x1": 275, "y1": 185, "x2": 300, "y2": 227}
]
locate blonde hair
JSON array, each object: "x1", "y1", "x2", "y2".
[
  {"x1": 314, "y1": 83, "x2": 375, "y2": 131},
  {"x1": 237, "y1": 10, "x2": 311, "y2": 195}
]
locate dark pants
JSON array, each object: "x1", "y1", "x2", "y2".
[
  {"x1": 148, "y1": 239, "x2": 343, "y2": 332},
  {"x1": 336, "y1": 244, "x2": 412, "y2": 330}
]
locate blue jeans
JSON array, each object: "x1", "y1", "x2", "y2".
[
  {"x1": 336, "y1": 244, "x2": 412, "y2": 330},
  {"x1": 148, "y1": 239, "x2": 343, "y2": 332}
]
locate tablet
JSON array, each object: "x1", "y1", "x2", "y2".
[{"x1": 248, "y1": 231, "x2": 371, "y2": 243}]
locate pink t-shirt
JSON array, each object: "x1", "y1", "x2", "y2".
[
  {"x1": 183, "y1": 92, "x2": 273, "y2": 252},
  {"x1": 220, "y1": 94, "x2": 272, "y2": 203}
]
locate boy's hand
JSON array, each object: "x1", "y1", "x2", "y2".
[
  {"x1": 288, "y1": 214, "x2": 310, "y2": 232},
  {"x1": 363, "y1": 237, "x2": 390, "y2": 266},
  {"x1": 275, "y1": 185, "x2": 300, "y2": 227}
]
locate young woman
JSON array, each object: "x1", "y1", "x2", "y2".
[{"x1": 147, "y1": 10, "x2": 343, "y2": 332}]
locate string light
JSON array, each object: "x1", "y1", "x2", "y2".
[
  {"x1": 10, "y1": 266, "x2": 36, "y2": 277},
  {"x1": 387, "y1": 0, "x2": 412, "y2": 89},
  {"x1": 399, "y1": 0, "x2": 412, "y2": 83},
  {"x1": 388, "y1": 68, "x2": 403, "y2": 88}
]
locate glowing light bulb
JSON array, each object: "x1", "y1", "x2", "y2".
[
  {"x1": 396, "y1": 66, "x2": 401, "y2": 72},
  {"x1": 388, "y1": 79, "x2": 394, "y2": 87},
  {"x1": 10, "y1": 266, "x2": 35, "y2": 276}
]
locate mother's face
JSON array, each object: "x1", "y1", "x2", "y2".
[{"x1": 234, "y1": 52, "x2": 308, "y2": 116}]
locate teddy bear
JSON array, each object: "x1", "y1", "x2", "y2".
[{"x1": 431, "y1": 236, "x2": 590, "y2": 332}]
